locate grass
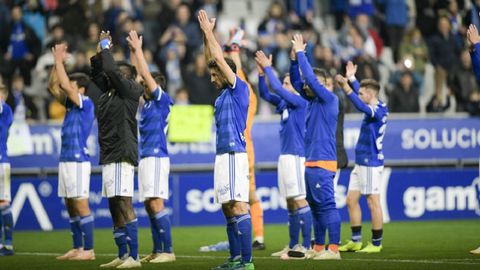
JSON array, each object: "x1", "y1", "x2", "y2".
[{"x1": 1, "y1": 220, "x2": 480, "y2": 269}]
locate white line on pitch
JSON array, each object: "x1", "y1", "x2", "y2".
[{"x1": 14, "y1": 252, "x2": 480, "y2": 265}]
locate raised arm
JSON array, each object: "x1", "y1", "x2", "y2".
[
  {"x1": 198, "y1": 10, "x2": 236, "y2": 86},
  {"x1": 345, "y1": 60, "x2": 360, "y2": 94},
  {"x1": 293, "y1": 34, "x2": 335, "y2": 102},
  {"x1": 99, "y1": 31, "x2": 141, "y2": 99},
  {"x1": 47, "y1": 65, "x2": 66, "y2": 102},
  {"x1": 289, "y1": 46, "x2": 304, "y2": 93},
  {"x1": 256, "y1": 59, "x2": 281, "y2": 106},
  {"x1": 127, "y1": 30, "x2": 158, "y2": 95},
  {"x1": 336, "y1": 74, "x2": 375, "y2": 117},
  {"x1": 255, "y1": 50, "x2": 304, "y2": 107},
  {"x1": 467, "y1": 25, "x2": 480, "y2": 81},
  {"x1": 52, "y1": 44, "x2": 81, "y2": 107}
]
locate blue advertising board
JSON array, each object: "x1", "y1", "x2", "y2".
[
  {"x1": 11, "y1": 167, "x2": 479, "y2": 231},
  {"x1": 7, "y1": 116, "x2": 480, "y2": 169}
]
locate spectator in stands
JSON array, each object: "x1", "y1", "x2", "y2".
[
  {"x1": 426, "y1": 92, "x2": 452, "y2": 113},
  {"x1": 448, "y1": 49, "x2": 479, "y2": 112},
  {"x1": 348, "y1": 0, "x2": 374, "y2": 18},
  {"x1": 447, "y1": 0, "x2": 466, "y2": 49},
  {"x1": 287, "y1": 0, "x2": 314, "y2": 28},
  {"x1": 78, "y1": 22, "x2": 100, "y2": 59},
  {"x1": 159, "y1": 3, "x2": 202, "y2": 60},
  {"x1": 398, "y1": 27, "x2": 429, "y2": 93},
  {"x1": 330, "y1": 0, "x2": 348, "y2": 30},
  {"x1": 388, "y1": 71, "x2": 420, "y2": 113},
  {"x1": 55, "y1": 0, "x2": 87, "y2": 42},
  {"x1": 22, "y1": 0, "x2": 46, "y2": 46},
  {"x1": 377, "y1": 0, "x2": 408, "y2": 62},
  {"x1": 257, "y1": 1, "x2": 290, "y2": 55},
  {"x1": 415, "y1": 0, "x2": 438, "y2": 39},
  {"x1": 429, "y1": 16, "x2": 460, "y2": 103},
  {"x1": 1, "y1": 5, "x2": 41, "y2": 87},
  {"x1": 183, "y1": 53, "x2": 216, "y2": 105},
  {"x1": 45, "y1": 24, "x2": 71, "y2": 50},
  {"x1": 103, "y1": 0, "x2": 125, "y2": 37},
  {"x1": 465, "y1": 91, "x2": 480, "y2": 115},
  {"x1": 314, "y1": 45, "x2": 341, "y2": 77},
  {"x1": 272, "y1": 31, "x2": 292, "y2": 75},
  {"x1": 156, "y1": 0, "x2": 182, "y2": 38},
  {"x1": 161, "y1": 42, "x2": 185, "y2": 97},
  {"x1": 355, "y1": 13, "x2": 383, "y2": 58},
  {"x1": 174, "y1": 86, "x2": 189, "y2": 105},
  {"x1": 8, "y1": 74, "x2": 38, "y2": 121},
  {"x1": 143, "y1": 49, "x2": 159, "y2": 72}
]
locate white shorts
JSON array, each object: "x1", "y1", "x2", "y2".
[
  {"x1": 0, "y1": 163, "x2": 11, "y2": 202},
  {"x1": 214, "y1": 152, "x2": 249, "y2": 204},
  {"x1": 102, "y1": 162, "x2": 135, "y2": 198},
  {"x1": 278, "y1": 155, "x2": 306, "y2": 199},
  {"x1": 334, "y1": 169, "x2": 341, "y2": 198},
  {"x1": 58, "y1": 162, "x2": 91, "y2": 198},
  {"x1": 348, "y1": 165, "x2": 383, "y2": 195},
  {"x1": 138, "y1": 157, "x2": 170, "y2": 201}
]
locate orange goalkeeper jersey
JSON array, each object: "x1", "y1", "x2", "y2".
[{"x1": 238, "y1": 69, "x2": 257, "y2": 168}]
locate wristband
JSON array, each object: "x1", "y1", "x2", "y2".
[
  {"x1": 230, "y1": 44, "x2": 240, "y2": 52},
  {"x1": 100, "y1": 38, "x2": 111, "y2": 50},
  {"x1": 348, "y1": 75, "x2": 356, "y2": 82}
]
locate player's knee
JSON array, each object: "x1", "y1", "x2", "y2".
[
  {"x1": 366, "y1": 195, "x2": 381, "y2": 210},
  {"x1": 145, "y1": 198, "x2": 164, "y2": 214},
  {"x1": 346, "y1": 194, "x2": 358, "y2": 208},
  {"x1": 231, "y1": 201, "x2": 248, "y2": 216}
]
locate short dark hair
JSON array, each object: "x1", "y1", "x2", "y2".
[
  {"x1": 312, "y1": 68, "x2": 328, "y2": 81},
  {"x1": 207, "y1": 57, "x2": 237, "y2": 74},
  {"x1": 69, "y1": 72, "x2": 90, "y2": 93},
  {"x1": 116, "y1": 61, "x2": 137, "y2": 80},
  {"x1": 151, "y1": 71, "x2": 167, "y2": 90},
  {"x1": 360, "y1": 78, "x2": 380, "y2": 93}
]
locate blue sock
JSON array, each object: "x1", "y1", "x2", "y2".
[
  {"x1": 154, "y1": 210, "x2": 173, "y2": 253},
  {"x1": 113, "y1": 227, "x2": 128, "y2": 259},
  {"x1": 226, "y1": 217, "x2": 240, "y2": 260},
  {"x1": 297, "y1": 206, "x2": 313, "y2": 249},
  {"x1": 125, "y1": 219, "x2": 139, "y2": 259},
  {"x1": 235, "y1": 214, "x2": 252, "y2": 263},
  {"x1": 0, "y1": 208, "x2": 3, "y2": 246},
  {"x1": 351, "y1": 226, "x2": 362, "y2": 243},
  {"x1": 372, "y1": 229, "x2": 383, "y2": 246},
  {"x1": 80, "y1": 215, "x2": 94, "y2": 250},
  {"x1": 69, "y1": 216, "x2": 82, "y2": 249},
  {"x1": 288, "y1": 211, "x2": 300, "y2": 249},
  {"x1": 1, "y1": 207, "x2": 13, "y2": 247},
  {"x1": 149, "y1": 217, "x2": 162, "y2": 253},
  {"x1": 322, "y1": 210, "x2": 341, "y2": 245}
]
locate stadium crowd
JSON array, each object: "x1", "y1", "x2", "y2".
[{"x1": 0, "y1": 0, "x2": 480, "y2": 122}]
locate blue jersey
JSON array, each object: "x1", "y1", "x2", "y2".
[
  {"x1": 214, "y1": 75, "x2": 249, "y2": 154},
  {"x1": 139, "y1": 87, "x2": 173, "y2": 159},
  {"x1": 60, "y1": 95, "x2": 95, "y2": 162},
  {"x1": 0, "y1": 101, "x2": 13, "y2": 163},
  {"x1": 348, "y1": 80, "x2": 388, "y2": 166},
  {"x1": 258, "y1": 67, "x2": 306, "y2": 156},
  {"x1": 290, "y1": 53, "x2": 338, "y2": 164}
]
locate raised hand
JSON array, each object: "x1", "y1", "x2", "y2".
[
  {"x1": 335, "y1": 74, "x2": 352, "y2": 94},
  {"x1": 97, "y1": 30, "x2": 113, "y2": 52},
  {"x1": 52, "y1": 43, "x2": 68, "y2": 62},
  {"x1": 126, "y1": 30, "x2": 143, "y2": 52},
  {"x1": 467, "y1": 24, "x2": 480, "y2": 46},
  {"x1": 197, "y1": 10, "x2": 216, "y2": 33},
  {"x1": 291, "y1": 33, "x2": 306, "y2": 53},
  {"x1": 345, "y1": 61, "x2": 358, "y2": 78},
  {"x1": 255, "y1": 59, "x2": 264, "y2": 75},
  {"x1": 255, "y1": 50, "x2": 273, "y2": 68}
]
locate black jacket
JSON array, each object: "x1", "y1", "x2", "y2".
[
  {"x1": 90, "y1": 49, "x2": 143, "y2": 166},
  {"x1": 335, "y1": 90, "x2": 348, "y2": 169}
]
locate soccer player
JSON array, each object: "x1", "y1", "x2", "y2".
[
  {"x1": 198, "y1": 10, "x2": 254, "y2": 270},
  {"x1": 49, "y1": 44, "x2": 96, "y2": 261},
  {"x1": 335, "y1": 63, "x2": 388, "y2": 253},
  {"x1": 466, "y1": 23, "x2": 480, "y2": 255},
  {"x1": 0, "y1": 83, "x2": 13, "y2": 256},
  {"x1": 289, "y1": 34, "x2": 341, "y2": 260},
  {"x1": 225, "y1": 28, "x2": 265, "y2": 250},
  {"x1": 126, "y1": 30, "x2": 176, "y2": 263},
  {"x1": 255, "y1": 50, "x2": 311, "y2": 258},
  {"x1": 90, "y1": 31, "x2": 143, "y2": 268}
]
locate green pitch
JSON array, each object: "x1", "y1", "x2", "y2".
[{"x1": 1, "y1": 220, "x2": 479, "y2": 270}]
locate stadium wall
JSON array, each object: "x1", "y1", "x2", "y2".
[{"x1": 8, "y1": 115, "x2": 480, "y2": 230}]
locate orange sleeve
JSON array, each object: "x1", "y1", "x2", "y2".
[{"x1": 238, "y1": 69, "x2": 257, "y2": 167}]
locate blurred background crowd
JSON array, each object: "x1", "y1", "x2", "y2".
[{"x1": 0, "y1": 0, "x2": 479, "y2": 123}]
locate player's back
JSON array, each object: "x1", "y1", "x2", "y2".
[
  {"x1": 60, "y1": 96, "x2": 95, "y2": 162},
  {"x1": 304, "y1": 96, "x2": 339, "y2": 162},
  {"x1": 0, "y1": 101, "x2": 12, "y2": 163},
  {"x1": 278, "y1": 99, "x2": 306, "y2": 157},
  {"x1": 355, "y1": 100, "x2": 388, "y2": 166},
  {"x1": 139, "y1": 88, "x2": 173, "y2": 159},
  {"x1": 214, "y1": 76, "x2": 249, "y2": 154}
]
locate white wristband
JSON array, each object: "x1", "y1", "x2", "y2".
[{"x1": 348, "y1": 75, "x2": 356, "y2": 83}]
